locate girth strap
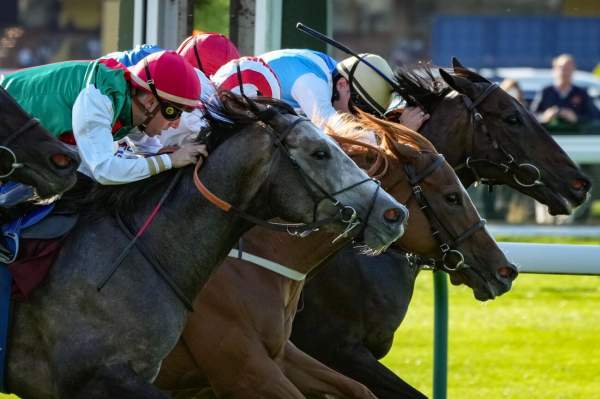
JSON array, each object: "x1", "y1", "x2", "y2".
[{"x1": 228, "y1": 249, "x2": 306, "y2": 281}]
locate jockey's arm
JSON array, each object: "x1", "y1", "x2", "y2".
[
  {"x1": 290, "y1": 73, "x2": 338, "y2": 127},
  {"x1": 72, "y1": 86, "x2": 172, "y2": 185}
]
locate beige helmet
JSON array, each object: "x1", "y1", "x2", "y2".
[{"x1": 336, "y1": 53, "x2": 395, "y2": 116}]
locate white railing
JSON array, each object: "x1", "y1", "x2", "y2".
[{"x1": 554, "y1": 135, "x2": 600, "y2": 163}]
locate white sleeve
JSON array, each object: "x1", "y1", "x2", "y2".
[
  {"x1": 159, "y1": 108, "x2": 208, "y2": 147},
  {"x1": 72, "y1": 86, "x2": 172, "y2": 185},
  {"x1": 290, "y1": 73, "x2": 339, "y2": 127}
]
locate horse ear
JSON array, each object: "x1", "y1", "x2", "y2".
[
  {"x1": 439, "y1": 68, "x2": 479, "y2": 98},
  {"x1": 384, "y1": 134, "x2": 419, "y2": 163},
  {"x1": 449, "y1": 59, "x2": 492, "y2": 84},
  {"x1": 452, "y1": 57, "x2": 466, "y2": 71}
]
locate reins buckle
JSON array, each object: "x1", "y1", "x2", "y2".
[
  {"x1": 439, "y1": 243, "x2": 450, "y2": 253},
  {"x1": 412, "y1": 185, "x2": 423, "y2": 195}
]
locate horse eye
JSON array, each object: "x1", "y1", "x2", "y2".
[
  {"x1": 504, "y1": 114, "x2": 521, "y2": 125},
  {"x1": 311, "y1": 150, "x2": 330, "y2": 160},
  {"x1": 445, "y1": 193, "x2": 461, "y2": 206}
]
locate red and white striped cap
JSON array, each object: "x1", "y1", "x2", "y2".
[
  {"x1": 212, "y1": 56, "x2": 281, "y2": 99},
  {"x1": 128, "y1": 50, "x2": 201, "y2": 108}
]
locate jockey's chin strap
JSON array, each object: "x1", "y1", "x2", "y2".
[{"x1": 132, "y1": 92, "x2": 161, "y2": 132}]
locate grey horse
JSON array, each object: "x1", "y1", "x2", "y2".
[{"x1": 5, "y1": 93, "x2": 407, "y2": 399}]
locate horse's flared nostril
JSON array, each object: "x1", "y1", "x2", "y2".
[
  {"x1": 49, "y1": 154, "x2": 74, "y2": 169},
  {"x1": 571, "y1": 177, "x2": 590, "y2": 193},
  {"x1": 497, "y1": 264, "x2": 519, "y2": 281},
  {"x1": 383, "y1": 207, "x2": 406, "y2": 224}
]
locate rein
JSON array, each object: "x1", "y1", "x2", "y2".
[
  {"x1": 453, "y1": 83, "x2": 543, "y2": 189},
  {"x1": 193, "y1": 109, "x2": 380, "y2": 242}
]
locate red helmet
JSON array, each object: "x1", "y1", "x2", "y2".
[
  {"x1": 176, "y1": 33, "x2": 240, "y2": 77},
  {"x1": 128, "y1": 50, "x2": 201, "y2": 108},
  {"x1": 212, "y1": 56, "x2": 281, "y2": 99}
]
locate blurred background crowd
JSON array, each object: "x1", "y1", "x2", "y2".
[{"x1": 1, "y1": 0, "x2": 599, "y2": 224}]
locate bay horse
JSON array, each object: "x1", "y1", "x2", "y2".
[
  {"x1": 5, "y1": 93, "x2": 407, "y2": 399},
  {"x1": 0, "y1": 86, "x2": 80, "y2": 198},
  {"x1": 153, "y1": 111, "x2": 517, "y2": 398},
  {"x1": 289, "y1": 59, "x2": 593, "y2": 399}
]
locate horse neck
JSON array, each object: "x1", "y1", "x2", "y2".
[
  {"x1": 130, "y1": 129, "x2": 275, "y2": 303},
  {"x1": 240, "y1": 226, "x2": 350, "y2": 276}
]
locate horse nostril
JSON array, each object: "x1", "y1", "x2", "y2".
[
  {"x1": 50, "y1": 154, "x2": 73, "y2": 169},
  {"x1": 571, "y1": 178, "x2": 590, "y2": 192},
  {"x1": 383, "y1": 207, "x2": 404, "y2": 224},
  {"x1": 498, "y1": 264, "x2": 518, "y2": 281}
]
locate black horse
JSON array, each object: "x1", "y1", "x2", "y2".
[
  {"x1": 291, "y1": 59, "x2": 591, "y2": 399},
  {"x1": 5, "y1": 93, "x2": 406, "y2": 399},
  {"x1": 0, "y1": 86, "x2": 79, "y2": 198}
]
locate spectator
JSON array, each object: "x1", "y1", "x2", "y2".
[
  {"x1": 500, "y1": 78, "x2": 525, "y2": 104},
  {"x1": 496, "y1": 78, "x2": 536, "y2": 223},
  {"x1": 531, "y1": 54, "x2": 599, "y2": 132}
]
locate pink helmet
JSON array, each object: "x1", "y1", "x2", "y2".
[
  {"x1": 176, "y1": 33, "x2": 240, "y2": 77},
  {"x1": 212, "y1": 56, "x2": 281, "y2": 99},
  {"x1": 128, "y1": 50, "x2": 201, "y2": 108}
]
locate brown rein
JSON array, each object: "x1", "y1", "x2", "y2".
[{"x1": 193, "y1": 158, "x2": 232, "y2": 212}]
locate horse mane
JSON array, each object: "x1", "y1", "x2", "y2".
[
  {"x1": 76, "y1": 91, "x2": 296, "y2": 213},
  {"x1": 394, "y1": 65, "x2": 453, "y2": 113},
  {"x1": 326, "y1": 110, "x2": 436, "y2": 153}
]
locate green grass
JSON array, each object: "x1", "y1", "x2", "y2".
[
  {"x1": 383, "y1": 234, "x2": 600, "y2": 398},
  {"x1": 2, "y1": 236, "x2": 598, "y2": 399},
  {"x1": 382, "y1": 272, "x2": 600, "y2": 399}
]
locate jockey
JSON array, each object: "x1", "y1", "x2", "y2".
[
  {"x1": 260, "y1": 49, "x2": 429, "y2": 130},
  {"x1": 0, "y1": 50, "x2": 207, "y2": 187},
  {"x1": 106, "y1": 44, "x2": 217, "y2": 150},
  {"x1": 212, "y1": 56, "x2": 281, "y2": 99}
]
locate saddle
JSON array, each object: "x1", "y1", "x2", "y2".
[{"x1": 0, "y1": 205, "x2": 78, "y2": 298}]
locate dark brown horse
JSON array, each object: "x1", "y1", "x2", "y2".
[
  {"x1": 289, "y1": 59, "x2": 592, "y2": 399},
  {"x1": 0, "y1": 86, "x2": 79, "y2": 198},
  {"x1": 154, "y1": 112, "x2": 516, "y2": 398}
]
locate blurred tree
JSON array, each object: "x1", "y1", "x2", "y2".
[{"x1": 194, "y1": 0, "x2": 229, "y2": 35}]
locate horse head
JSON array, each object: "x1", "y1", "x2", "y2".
[
  {"x1": 0, "y1": 86, "x2": 80, "y2": 198},
  {"x1": 336, "y1": 112, "x2": 517, "y2": 300},
  {"x1": 208, "y1": 92, "x2": 408, "y2": 255},
  {"x1": 394, "y1": 59, "x2": 590, "y2": 216}
]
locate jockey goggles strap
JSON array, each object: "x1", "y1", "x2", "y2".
[
  {"x1": 143, "y1": 58, "x2": 183, "y2": 121},
  {"x1": 132, "y1": 93, "x2": 161, "y2": 132}
]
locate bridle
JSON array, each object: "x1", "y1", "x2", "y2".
[
  {"x1": 0, "y1": 87, "x2": 39, "y2": 179},
  {"x1": 328, "y1": 131, "x2": 485, "y2": 272},
  {"x1": 194, "y1": 104, "x2": 382, "y2": 243},
  {"x1": 404, "y1": 154, "x2": 486, "y2": 272},
  {"x1": 453, "y1": 83, "x2": 543, "y2": 189}
]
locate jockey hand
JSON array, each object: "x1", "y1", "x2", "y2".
[
  {"x1": 169, "y1": 143, "x2": 208, "y2": 168},
  {"x1": 398, "y1": 106, "x2": 430, "y2": 131}
]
